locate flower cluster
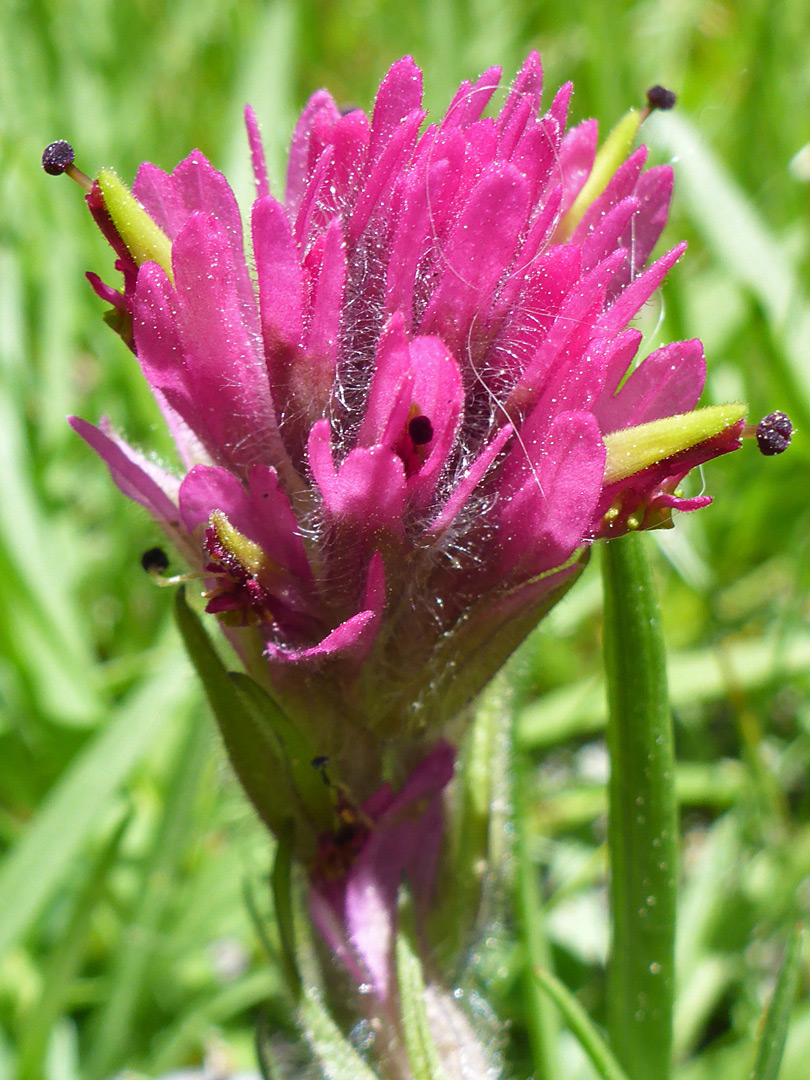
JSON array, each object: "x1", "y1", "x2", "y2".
[
  {"x1": 50, "y1": 55, "x2": 758, "y2": 1057},
  {"x1": 67, "y1": 55, "x2": 744, "y2": 804}
]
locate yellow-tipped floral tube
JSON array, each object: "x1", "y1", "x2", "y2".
[
  {"x1": 96, "y1": 167, "x2": 174, "y2": 281},
  {"x1": 603, "y1": 402, "x2": 748, "y2": 484},
  {"x1": 559, "y1": 107, "x2": 643, "y2": 238}
]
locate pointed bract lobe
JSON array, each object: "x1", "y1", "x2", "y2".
[
  {"x1": 496, "y1": 411, "x2": 606, "y2": 578},
  {"x1": 171, "y1": 213, "x2": 277, "y2": 471},
  {"x1": 286, "y1": 90, "x2": 341, "y2": 216},
  {"x1": 244, "y1": 104, "x2": 270, "y2": 199},
  {"x1": 419, "y1": 165, "x2": 531, "y2": 353},
  {"x1": 370, "y1": 56, "x2": 424, "y2": 163},
  {"x1": 597, "y1": 339, "x2": 705, "y2": 431},
  {"x1": 252, "y1": 194, "x2": 305, "y2": 386}
]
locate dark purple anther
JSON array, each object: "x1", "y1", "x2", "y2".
[
  {"x1": 756, "y1": 411, "x2": 793, "y2": 456},
  {"x1": 42, "y1": 140, "x2": 76, "y2": 175},
  {"x1": 408, "y1": 414, "x2": 434, "y2": 446},
  {"x1": 141, "y1": 547, "x2": 169, "y2": 573},
  {"x1": 646, "y1": 85, "x2": 677, "y2": 111}
]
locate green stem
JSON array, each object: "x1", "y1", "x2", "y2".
[{"x1": 602, "y1": 535, "x2": 677, "y2": 1080}]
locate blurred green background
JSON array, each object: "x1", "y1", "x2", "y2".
[{"x1": 1, "y1": 0, "x2": 809, "y2": 1076}]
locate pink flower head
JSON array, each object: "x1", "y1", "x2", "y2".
[{"x1": 70, "y1": 54, "x2": 744, "y2": 793}]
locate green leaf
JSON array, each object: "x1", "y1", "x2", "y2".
[
  {"x1": 396, "y1": 926, "x2": 448, "y2": 1080},
  {"x1": 533, "y1": 967, "x2": 631, "y2": 1080},
  {"x1": 299, "y1": 990, "x2": 380, "y2": 1080},
  {"x1": 0, "y1": 385, "x2": 103, "y2": 726},
  {"x1": 229, "y1": 672, "x2": 333, "y2": 831},
  {"x1": 674, "y1": 816, "x2": 742, "y2": 1060},
  {"x1": 272, "y1": 819, "x2": 302, "y2": 1000},
  {"x1": 749, "y1": 926, "x2": 804, "y2": 1080},
  {"x1": 602, "y1": 535, "x2": 677, "y2": 1080},
  {"x1": 174, "y1": 588, "x2": 298, "y2": 835}
]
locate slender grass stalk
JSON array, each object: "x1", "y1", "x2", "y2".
[
  {"x1": 0, "y1": 634, "x2": 192, "y2": 962},
  {"x1": 533, "y1": 967, "x2": 631, "y2": 1080},
  {"x1": 749, "y1": 925, "x2": 804, "y2": 1080},
  {"x1": 17, "y1": 814, "x2": 130, "y2": 1080},
  {"x1": 602, "y1": 534, "x2": 677, "y2": 1080},
  {"x1": 85, "y1": 714, "x2": 212, "y2": 1079}
]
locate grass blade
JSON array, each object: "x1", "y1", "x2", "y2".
[
  {"x1": 518, "y1": 631, "x2": 810, "y2": 750},
  {"x1": 16, "y1": 814, "x2": 130, "y2": 1080},
  {"x1": 649, "y1": 111, "x2": 810, "y2": 430},
  {"x1": 749, "y1": 926, "x2": 804, "y2": 1080},
  {"x1": 533, "y1": 967, "x2": 631, "y2": 1080},
  {"x1": 0, "y1": 636, "x2": 194, "y2": 961},
  {"x1": 84, "y1": 714, "x2": 213, "y2": 1080}
]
